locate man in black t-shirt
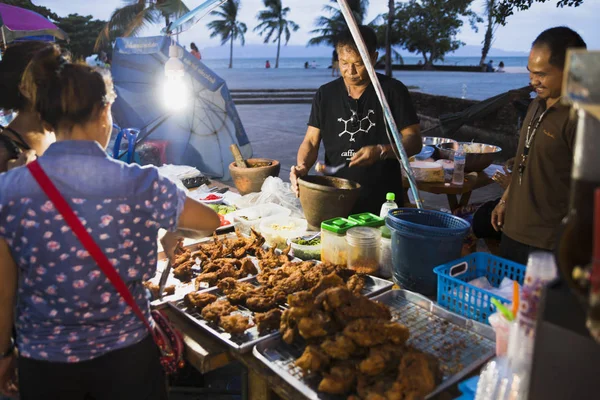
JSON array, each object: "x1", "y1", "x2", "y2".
[{"x1": 290, "y1": 26, "x2": 421, "y2": 215}]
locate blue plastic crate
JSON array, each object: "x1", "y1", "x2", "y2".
[{"x1": 433, "y1": 253, "x2": 526, "y2": 324}]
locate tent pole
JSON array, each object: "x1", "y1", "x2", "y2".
[{"x1": 335, "y1": 0, "x2": 423, "y2": 208}]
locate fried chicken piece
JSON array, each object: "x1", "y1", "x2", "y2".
[
  {"x1": 314, "y1": 287, "x2": 392, "y2": 324},
  {"x1": 238, "y1": 257, "x2": 258, "y2": 277},
  {"x1": 287, "y1": 290, "x2": 313, "y2": 308},
  {"x1": 245, "y1": 288, "x2": 286, "y2": 312},
  {"x1": 217, "y1": 277, "x2": 258, "y2": 305},
  {"x1": 280, "y1": 309, "x2": 297, "y2": 344},
  {"x1": 216, "y1": 263, "x2": 238, "y2": 279},
  {"x1": 173, "y1": 259, "x2": 195, "y2": 282},
  {"x1": 295, "y1": 345, "x2": 330, "y2": 373},
  {"x1": 392, "y1": 351, "x2": 440, "y2": 400},
  {"x1": 201, "y1": 299, "x2": 237, "y2": 322},
  {"x1": 219, "y1": 314, "x2": 251, "y2": 335},
  {"x1": 309, "y1": 273, "x2": 345, "y2": 297},
  {"x1": 346, "y1": 274, "x2": 366, "y2": 294},
  {"x1": 275, "y1": 272, "x2": 307, "y2": 294},
  {"x1": 298, "y1": 310, "x2": 333, "y2": 339},
  {"x1": 318, "y1": 363, "x2": 356, "y2": 394},
  {"x1": 255, "y1": 309, "x2": 282, "y2": 335},
  {"x1": 320, "y1": 334, "x2": 356, "y2": 360},
  {"x1": 195, "y1": 272, "x2": 219, "y2": 288},
  {"x1": 143, "y1": 282, "x2": 175, "y2": 298},
  {"x1": 359, "y1": 344, "x2": 406, "y2": 376},
  {"x1": 184, "y1": 292, "x2": 218, "y2": 311},
  {"x1": 343, "y1": 319, "x2": 410, "y2": 347}
]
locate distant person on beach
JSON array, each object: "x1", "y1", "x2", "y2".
[
  {"x1": 265, "y1": 60, "x2": 271, "y2": 69},
  {"x1": 304, "y1": 61, "x2": 309, "y2": 69},
  {"x1": 417, "y1": 60, "x2": 423, "y2": 66},
  {"x1": 486, "y1": 60, "x2": 494, "y2": 72},
  {"x1": 497, "y1": 61, "x2": 505, "y2": 73},
  {"x1": 190, "y1": 42, "x2": 201, "y2": 60},
  {"x1": 491, "y1": 26, "x2": 587, "y2": 265},
  {"x1": 290, "y1": 25, "x2": 422, "y2": 215},
  {"x1": 332, "y1": 49, "x2": 339, "y2": 77},
  {"x1": 311, "y1": 60, "x2": 317, "y2": 69}
]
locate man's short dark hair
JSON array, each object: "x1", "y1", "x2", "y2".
[
  {"x1": 532, "y1": 27, "x2": 587, "y2": 69},
  {"x1": 335, "y1": 25, "x2": 378, "y2": 55}
]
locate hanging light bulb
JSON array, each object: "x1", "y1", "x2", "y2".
[{"x1": 163, "y1": 43, "x2": 189, "y2": 111}]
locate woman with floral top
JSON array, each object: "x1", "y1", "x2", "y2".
[{"x1": 0, "y1": 44, "x2": 220, "y2": 399}]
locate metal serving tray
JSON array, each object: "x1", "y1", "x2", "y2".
[
  {"x1": 168, "y1": 274, "x2": 394, "y2": 353},
  {"x1": 253, "y1": 289, "x2": 495, "y2": 399}
]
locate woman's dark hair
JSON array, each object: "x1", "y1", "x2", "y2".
[
  {"x1": 190, "y1": 42, "x2": 199, "y2": 52},
  {"x1": 0, "y1": 41, "x2": 55, "y2": 111},
  {"x1": 532, "y1": 27, "x2": 587, "y2": 69},
  {"x1": 335, "y1": 25, "x2": 378, "y2": 55},
  {"x1": 21, "y1": 44, "x2": 116, "y2": 131}
]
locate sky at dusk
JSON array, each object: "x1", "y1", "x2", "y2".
[{"x1": 36, "y1": 0, "x2": 600, "y2": 52}]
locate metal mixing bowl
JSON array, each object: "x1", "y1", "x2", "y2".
[
  {"x1": 422, "y1": 136, "x2": 457, "y2": 146},
  {"x1": 437, "y1": 142, "x2": 502, "y2": 172}
]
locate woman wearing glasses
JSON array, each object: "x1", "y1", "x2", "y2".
[{"x1": 290, "y1": 25, "x2": 421, "y2": 214}]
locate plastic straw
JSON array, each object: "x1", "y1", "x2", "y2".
[
  {"x1": 512, "y1": 280, "x2": 520, "y2": 317},
  {"x1": 491, "y1": 298, "x2": 514, "y2": 321},
  {"x1": 336, "y1": 0, "x2": 423, "y2": 209}
]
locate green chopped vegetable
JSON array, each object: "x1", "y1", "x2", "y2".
[
  {"x1": 292, "y1": 237, "x2": 321, "y2": 246},
  {"x1": 207, "y1": 204, "x2": 236, "y2": 215}
]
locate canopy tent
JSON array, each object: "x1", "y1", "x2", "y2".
[
  {"x1": 0, "y1": 4, "x2": 68, "y2": 45},
  {"x1": 111, "y1": 36, "x2": 251, "y2": 180}
]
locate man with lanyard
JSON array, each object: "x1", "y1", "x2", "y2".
[
  {"x1": 491, "y1": 27, "x2": 587, "y2": 265},
  {"x1": 290, "y1": 25, "x2": 421, "y2": 214}
]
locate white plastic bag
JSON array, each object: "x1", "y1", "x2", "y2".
[{"x1": 232, "y1": 177, "x2": 303, "y2": 218}]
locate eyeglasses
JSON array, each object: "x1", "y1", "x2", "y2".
[{"x1": 349, "y1": 97, "x2": 361, "y2": 129}]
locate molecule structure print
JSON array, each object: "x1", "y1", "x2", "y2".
[{"x1": 338, "y1": 109, "x2": 376, "y2": 142}]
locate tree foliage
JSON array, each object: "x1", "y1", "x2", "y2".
[
  {"x1": 207, "y1": 0, "x2": 247, "y2": 68},
  {"x1": 308, "y1": 0, "x2": 369, "y2": 47},
  {"x1": 494, "y1": 0, "x2": 584, "y2": 25},
  {"x1": 254, "y1": 0, "x2": 299, "y2": 68},
  {"x1": 95, "y1": 0, "x2": 189, "y2": 51},
  {"x1": 386, "y1": 0, "x2": 481, "y2": 66},
  {"x1": 57, "y1": 14, "x2": 109, "y2": 60}
]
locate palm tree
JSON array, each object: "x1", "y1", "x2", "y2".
[
  {"x1": 309, "y1": 0, "x2": 369, "y2": 46},
  {"x1": 254, "y1": 0, "x2": 299, "y2": 68},
  {"x1": 480, "y1": 0, "x2": 499, "y2": 66},
  {"x1": 207, "y1": 0, "x2": 247, "y2": 68},
  {"x1": 95, "y1": 0, "x2": 190, "y2": 51}
]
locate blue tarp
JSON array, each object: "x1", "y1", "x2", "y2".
[{"x1": 111, "y1": 36, "x2": 251, "y2": 180}]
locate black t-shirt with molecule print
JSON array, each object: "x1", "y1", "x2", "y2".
[{"x1": 308, "y1": 73, "x2": 419, "y2": 214}]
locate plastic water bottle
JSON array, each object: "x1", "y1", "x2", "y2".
[
  {"x1": 452, "y1": 147, "x2": 466, "y2": 186},
  {"x1": 380, "y1": 192, "x2": 398, "y2": 219}
]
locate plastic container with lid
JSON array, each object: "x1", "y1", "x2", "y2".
[
  {"x1": 348, "y1": 213, "x2": 385, "y2": 228},
  {"x1": 346, "y1": 227, "x2": 381, "y2": 275},
  {"x1": 259, "y1": 216, "x2": 307, "y2": 250},
  {"x1": 230, "y1": 203, "x2": 291, "y2": 235},
  {"x1": 321, "y1": 217, "x2": 358, "y2": 265}
]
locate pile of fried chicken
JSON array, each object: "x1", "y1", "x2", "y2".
[
  {"x1": 169, "y1": 229, "x2": 290, "y2": 287},
  {"x1": 182, "y1": 260, "x2": 368, "y2": 336},
  {"x1": 282, "y1": 286, "x2": 441, "y2": 400}
]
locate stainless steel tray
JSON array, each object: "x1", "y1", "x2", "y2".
[
  {"x1": 168, "y1": 274, "x2": 393, "y2": 352},
  {"x1": 168, "y1": 278, "x2": 281, "y2": 353},
  {"x1": 253, "y1": 289, "x2": 495, "y2": 399}
]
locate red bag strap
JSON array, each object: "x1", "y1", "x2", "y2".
[{"x1": 27, "y1": 160, "x2": 156, "y2": 340}]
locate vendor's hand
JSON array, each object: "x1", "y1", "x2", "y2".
[
  {"x1": 349, "y1": 146, "x2": 379, "y2": 168},
  {"x1": 491, "y1": 166, "x2": 512, "y2": 190},
  {"x1": 0, "y1": 351, "x2": 18, "y2": 397},
  {"x1": 491, "y1": 201, "x2": 507, "y2": 232},
  {"x1": 160, "y1": 231, "x2": 183, "y2": 261},
  {"x1": 290, "y1": 165, "x2": 308, "y2": 197},
  {"x1": 6, "y1": 150, "x2": 36, "y2": 171}
]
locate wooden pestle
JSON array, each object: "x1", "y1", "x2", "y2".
[{"x1": 230, "y1": 144, "x2": 248, "y2": 168}]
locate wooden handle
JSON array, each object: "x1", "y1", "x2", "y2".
[{"x1": 230, "y1": 144, "x2": 247, "y2": 168}]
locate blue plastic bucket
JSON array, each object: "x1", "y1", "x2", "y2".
[{"x1": 386, "y1": 208, "x2": 470, "y2": 296}]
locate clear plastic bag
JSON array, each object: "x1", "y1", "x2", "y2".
[{"x1": 231, "y1": 177, "x2": 303, "y2": 218}]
